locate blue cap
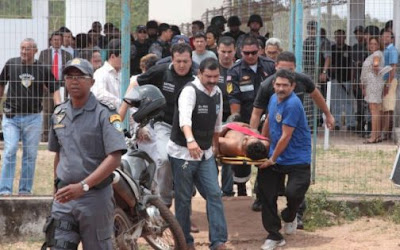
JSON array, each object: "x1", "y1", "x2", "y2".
[
  {"x1": 63, "y1": 58, "x2": 94, "y2": 77},
  {"x1": 171, "y1": 35, "x2": 190, "y2": 45}
]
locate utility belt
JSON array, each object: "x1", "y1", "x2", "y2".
[{"x1": 54, "y1": 175, "x2": 113, "y2": 191}]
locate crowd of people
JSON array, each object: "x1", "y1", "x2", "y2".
[{"x1": 0, "y1": 13, "x2": 397, "y2": 250}]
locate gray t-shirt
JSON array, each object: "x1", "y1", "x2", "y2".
[{"x1": 192, "y1": 50, "x2": 217, "y2": 65}]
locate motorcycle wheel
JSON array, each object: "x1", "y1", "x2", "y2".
[
  {"x1": 143, "y1": 198, "x2": 187, "y2": 250},
  {"x1": 113, "y1": 207, "x2": 138, "y2": 250}
]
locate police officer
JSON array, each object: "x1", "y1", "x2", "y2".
[
  {"x1": 148, "y1": 23, "x2": 173, "y2": 59},
  {"x1": 131, "y1": 43, "x2": 195, "y2": 207},
  {"x1": 235, "y1": 14, "x2": 267, "y2": 59},
  {"x1": 227, "y1": 36, "x2": 275, "y2": 196},
  {"x1": 44, "y1": 58, "x2": 127, "y2": 249}
]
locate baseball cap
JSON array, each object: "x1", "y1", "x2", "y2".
[
  {"x1": 63, "y1": 58, "x2": 94, "y2": 77},
  {"x1": 171, "y1": 35, "x2": 190, "y2": 45},
  {"x1": 353, "y1": 25, "x2": 364, "y2": 34},
  {"x1": 136, "y1": 25, "x2": 146, "y2": 32}
]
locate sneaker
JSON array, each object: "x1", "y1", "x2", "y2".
[
  {"x1": 283, "y1": 218, "x2": 297, "y2": 235},
  {"x1": 297, "y1": 216, "x2": 304, "y2": 230},
  {"x1": 260, "y1": 239, "x2": 286, "y2": 250}
]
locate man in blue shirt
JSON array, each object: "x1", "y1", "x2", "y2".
[
  {"x1": 382, "y1": 29, "x2": 398, "y2": 141},
  {"x1": 258, "y1": 69, "x2": 311, "y2": 250}
]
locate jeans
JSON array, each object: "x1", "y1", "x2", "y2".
[
  {"x1": 169, "y1": 155, "x2": 227, "y2": 248},
  {"x1": 153, "y1": 122, "x2": 174, "y2": 206},
  {"x1": 0, "y1": 114, "x2": 42, "y2": 194},
  {"x1": 331, "y1": 80, "x2": 356, "y2": 128},
  {"x1": 220, "y1": 164, "x2": 234, "y2": 196}
]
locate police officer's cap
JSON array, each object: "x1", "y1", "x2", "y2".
[
  {"x1": 247, "y1": 14, "x2": 263, "y2": 27},
  {"x1": 63, "y1": 58, "x2": 94, "y2": 77},
  {"x1": 211, "y1": 15, "x2": 227, "y2": 27},
  {"x1": 146, "y1": 20, "x2": 158, "y2": 29},
  {"x1": 228, "y1": 16, "x2": 241, "y2": 27}
]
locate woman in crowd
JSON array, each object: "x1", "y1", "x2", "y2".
[{"x1": 361, "y1": 36, "x2": 385, "y2": 143}]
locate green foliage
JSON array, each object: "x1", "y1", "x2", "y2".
[
  {"x1": 106, "y1": 0, "x2": 148, "y2": 30},
  {"x1": 0, "y1": 0, "x2": 32, "y2": 18},
  {"x1": 388, "y1": 202, "x2": 400, "y2": 224},
  {"x1": 49, "y1": 0, "x2": 65, "y2": 34}
]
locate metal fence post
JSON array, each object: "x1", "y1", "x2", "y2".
[{"x1": 121, "y1": 0, "x2": 131, "y2": 129}]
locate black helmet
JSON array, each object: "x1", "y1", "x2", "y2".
[
  {"x1": 247, "y1": 14, "x2": 263, "y2": 27},
  {"x1": 124, "y1": 85, "x2": 166, "y2": 124},
  {"x1": 210, "y1": 15, "x2": 227, "y2": 27},
  {"x1": 228, "y1": 16, "x2": 241, "y2": 27}
]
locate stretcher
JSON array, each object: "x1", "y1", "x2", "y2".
[{"x1": 217, "y1": 156, "x2": 268, "y2": 166}]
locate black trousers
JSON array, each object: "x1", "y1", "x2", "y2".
[{"x1": 257, "y1": 164, "x2": 310, "y2": 240}]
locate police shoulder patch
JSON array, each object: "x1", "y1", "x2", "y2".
[
  {"x1": 109, "y1": 113, "x2": 123, "y2": 132},
  {"x1": 99, "y1": 100, "x2": 116, "y2": 110}
]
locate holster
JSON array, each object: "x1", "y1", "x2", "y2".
[{"x1": 41, "y1": 216, "x2": 79, "y2": 250}]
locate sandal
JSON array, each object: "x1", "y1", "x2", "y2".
[{"x1": 363, "y1": 138, "x2": 382, "y2": 144}]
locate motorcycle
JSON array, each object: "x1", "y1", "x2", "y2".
[{"x1": 111, "y1": 85, "x2": 186, "y2": 250}]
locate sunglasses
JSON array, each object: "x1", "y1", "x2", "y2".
[
  {"x1": 138, "y1": 30, "x2": 147, "y2": 34},
  {"x1": 242, "y1": 50, "x2": 258, "y2": 56}
]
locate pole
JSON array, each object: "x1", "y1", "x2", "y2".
[{"x1": 121, "y1": 0, "x2": 131, "y2": 129}]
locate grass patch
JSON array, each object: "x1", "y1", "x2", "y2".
[{"x1": 304, "y1": 192, "x2": 400, "y2": 231}]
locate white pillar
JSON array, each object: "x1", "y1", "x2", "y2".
[
  {"x1": 394, "y1": 0, "x2": 400, "y2": 49},
  {"x1": 347, "y1": 0, "x2": 365, "y2": 46},
  {"x1": 65, "y1": 0, "x2": 106, "y2": 36}
]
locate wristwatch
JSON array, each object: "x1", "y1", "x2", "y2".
[
  {"x1": 80, "y1": 180, "x2": 89, "y2": 192},
  {"x1": 186, "y1": 137, "x2": 195, "y2": 143}
]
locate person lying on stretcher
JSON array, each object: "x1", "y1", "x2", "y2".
[{"x1": 218, "y1": 122, "x2": 269, "y2": 160}]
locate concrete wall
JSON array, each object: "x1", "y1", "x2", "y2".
[
  {"x1": 0, "y1": 0, "x2": 49, "y2": 70},
  {"x1": 148, "y1": 0, "x2": 223, "y2": 24},
  {"x1": 0, "y1": 197, "x2": 52, "y2": 242},
  {"x1": 65, "y1": 0, "x2": 106, "y2": 36}
]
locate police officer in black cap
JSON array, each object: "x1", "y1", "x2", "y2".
[
  {"x1": 210, "y1": 15, "x2": 227, "y2": 37},
  {"x1": 227, "y1": 36, "x2": 275, "y2": 196},
  {"x1": 236, "y1": 14, "x2": 266, "y2": 59},
  {"x1": 43, "y1": 58, "x2": 127, "y2": 249},
  {"x1": 224, "y1": 16, "x2": 245, "y2": 42},
  {"x1": 146, "y1": 20, "x2": 159, "y2": 42}
]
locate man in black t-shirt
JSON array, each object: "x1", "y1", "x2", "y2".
[
  {"x1": 0, "y1": 38, "x2": 61, "y2": 195},
  {"x1": 250, "y1": 51, "x2": 334, "y2": 130}
]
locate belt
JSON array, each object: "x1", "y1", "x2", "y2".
[{"x1": 55, "y1": 175, "x2": 113, "y2": 191}]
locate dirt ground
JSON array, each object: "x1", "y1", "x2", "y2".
[
  {"x1": 190, "y1": 196, "x2": 400, "y2": 250},
  {"x1": 2, "y1": 196, "x2": 400, "y2": 250}
]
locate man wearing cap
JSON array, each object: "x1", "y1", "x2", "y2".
[
  {"x1": 148, "y1": 23, "x2": 173, "y2": 59},
  {"x1": 224, "y1": 16, "x2": 245, "y2": 42},
  {"x1": 0, "y1": 38, "x2": 61, "y2": 195},
  {"x1": 235, "y1": 14, "x2": 267, "y2": 59},
  {"x1": 146, "y1": 20, "x2": 159, "y2": 43},
  {"x1": 132, "y1": 25, "x2": 151, "y2": 75},
  {"x1": 352, "y1": 25, "x2": 368, "y2": 134},
  {"x1": 44, "y1": 58, "x2": 127, "y2": 249}
]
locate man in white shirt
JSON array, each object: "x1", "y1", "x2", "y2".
[
  {"x1": 92, "y1": 39, "x2": 122, "y2": 108},
  {"x1": 167, "y1": 58, "x2": 228, "y2": 250},
  {"x1": 192, "y1": 32, "x2": 217, "y2": 65},
  {"x1": 59, "y1": 26, "x2": 74, "y2": 57}
]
